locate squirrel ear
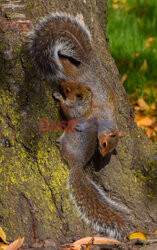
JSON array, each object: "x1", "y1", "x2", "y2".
[{"x1": 118, "y1": 131, "x2": 126, "y2": 138}]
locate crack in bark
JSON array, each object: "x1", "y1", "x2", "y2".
[{"x1": 20, "y1": 193, "x2": 36, "y2": 240}]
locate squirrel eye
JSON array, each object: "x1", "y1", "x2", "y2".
[
  {"x1": 103, "y1": 142, "x2": 107, "y2": 147},
  {"x1": 76, "y1": 93, "x2": 83, "y2": 100},
  {"x1": 66, "y1": 87, "x2": 70, "y2": 94},
  {"x1": 110, "y1": 134, "x2": 116, "y2": 137}
]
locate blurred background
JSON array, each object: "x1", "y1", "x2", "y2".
[{"x1": 107, "y1": 0, "x2": 157, "y2": 141}]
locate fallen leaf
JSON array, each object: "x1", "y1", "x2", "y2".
[
  {"x1": 129, "y1": 232, "x2": 147, "y2": 241},
  {"x1": 135, "y1": 116, "x2": 154, "y2": 127},
  {"x1": 61, "y1": 237, "x2": 123, "y2": 250},
  {"x1": 72, "y1": 236, "x2": 123, "y2": 245},
  {"x1": 0, "y1": 227, "x2": 7, "y2": 244},
  {"x1": 137, "y1": 98, "x2": 149, "y2": 111},
  {"x1": 6, "y1": 238, "x2": 24, "y2": 250},
  {"x1": 0, "y1": 243, "x2": 9, "y2": 250}
]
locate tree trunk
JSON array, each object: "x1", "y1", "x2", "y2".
[{"x1": 0, "y1": 0, "x2": 156, "y2": 248}]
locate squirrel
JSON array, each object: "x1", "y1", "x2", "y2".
[
  {"x1": 54, "y1": 80, "x2": 126, "y2": 157},
  {"x1": 53, "y1": 80, "x2": 93, "y2": 120},
  {"x1": 57, "y1": 128, "x2": 129, "y2": 241},
  {"x1": 30, "y1": 13, "x2": 129, "y2": 240}
]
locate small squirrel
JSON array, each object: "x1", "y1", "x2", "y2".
[
  {"x1": 98, "y1": 130, "x2": 126, "y2": 157},
  {"x1": 53, "y1": 80, "x2": 93, "y2": 120},
  {"x1": 30, "y1": 13, "x2": 129, "y2": 240},
  {"x1": 54, "y1": 80, "x2": 126, "y2": 157}
]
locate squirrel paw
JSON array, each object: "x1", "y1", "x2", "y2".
[
  {"x1": 75, "y1": 123, "x2": 85, "y2": 132},
  {"x1": 75, "y1": 121, "x2": 90, "y2": 132},
  {"x1": 53, "y1": 92, "x2": 63, "y2": 101}
]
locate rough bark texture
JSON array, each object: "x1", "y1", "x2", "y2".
[{"x1": 0, "y1": 0, "x2": 156, "y2": 248}]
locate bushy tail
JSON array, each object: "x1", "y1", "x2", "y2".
[
  {"x1": 29, "y1": 13, "x2": 93, "y2": 82},
  {"x1": 69, "y1": 165, "x2": 129, "y2": 241}
]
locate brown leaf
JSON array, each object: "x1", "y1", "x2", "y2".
[
  {"x1": 137, "y1": 98, "x2": 149, "y2": 111},
  {"x1": 72, "y1": 236, "x2": 123, "y2": 246},
  {"x1": 6, "y1": 238, "x2": 24, "y2": 250}
]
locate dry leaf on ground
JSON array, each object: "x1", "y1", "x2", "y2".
[
  {"x1": 6, "y1": 238, "x2": 24, "y2": 250},
  {"x1": 129, "y1": 232, "x2": 147, "y2": 241}
]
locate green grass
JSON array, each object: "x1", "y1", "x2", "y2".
[{"x1": 107, "y1": 0, "x2": 157, "y2": 105}]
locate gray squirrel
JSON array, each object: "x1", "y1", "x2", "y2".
[
  {"x1": 53, "y1": 80, "x2": 126, "y2": 157},
  {"x1": 30, "y1": 13, "x2": 129, "y2": 240},
  {"x1": 56, "y1": 126, "x2": 129, "y2": 241}
]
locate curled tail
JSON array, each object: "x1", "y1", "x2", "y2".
[
  {"x1": 29, "y1": 13, "x2": 93, "y2": 82},
  {"x1": 69, "y1": 165, "x2": 129, "y2": 241}
]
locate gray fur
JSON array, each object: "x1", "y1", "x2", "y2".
[
  {"x1": 69, "y1": 175, "x2": 127, "y2": 241},
  {"x1": 29, "y1": 12, "x2": 92, "y2": 82}
]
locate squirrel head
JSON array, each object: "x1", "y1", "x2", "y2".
[
  {"x1": 60, "y1": 81, "x2": 92, "y2": 102},
  {"x1": 99, "y1": 131, "x2": 126, "y2": 157}
]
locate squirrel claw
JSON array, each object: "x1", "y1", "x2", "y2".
[
  {"x1": 53, "y1": 92, "x2": 62, "y2": 101},
  {"x1": 75, "y1": 121, "x2": 90, "y2": 132},
  {"x1": 75, "y1": 124, "x2": 84, "y2": 132}
]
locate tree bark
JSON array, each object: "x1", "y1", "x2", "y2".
[{"x1": 0, "y1": 0, "x2": 156, "y2": 248}]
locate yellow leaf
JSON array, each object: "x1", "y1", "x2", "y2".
[
  {"x1": 139, "y1": 59, "x2": 148, "y2": 72},
  {"x1": 112, "y1": 4, "x2": 119, "y2": 9},
  {"x1": 0, "y1": 243, "x2": 9, "y2": 250},
  {"x1": 0, "y1": 227, "x2": 7, "y2": 244},
  {"x1": 129, "y1": 232, "x2": 147, "y2": 241},
  {"x1": 150, "y1": 103, "x2": 156, "y2": 111}
]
